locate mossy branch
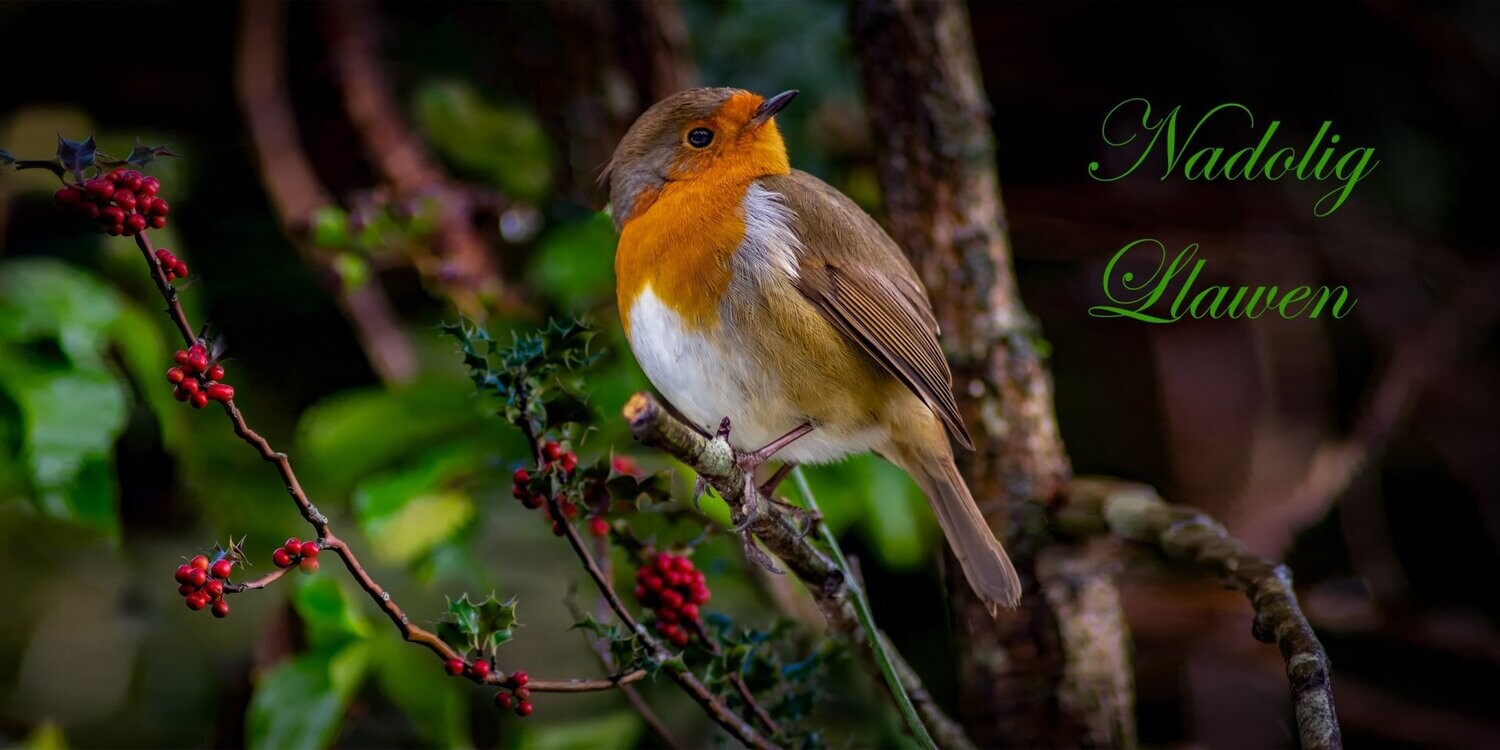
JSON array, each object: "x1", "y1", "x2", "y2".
[{"x1": 1060, "y1": 478, "x2": 1343, "y2": 750}]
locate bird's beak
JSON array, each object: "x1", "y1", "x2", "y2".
[{"x1": 751, "y1": 90, "x2": 798, "y2": 127}]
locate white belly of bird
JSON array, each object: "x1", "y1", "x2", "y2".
[{"x1": 626, "y1": 285, "x2": 883, "y2": 464}]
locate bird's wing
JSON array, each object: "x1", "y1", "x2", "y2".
[{"x1": 765, "y1": 171, "x2": 974, "y2": 450}]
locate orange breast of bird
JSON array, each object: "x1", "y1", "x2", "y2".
[{"x1": 615, "y1": 178, "x2": 747, "y2": 335}]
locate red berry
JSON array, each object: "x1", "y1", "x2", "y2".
[
  {"x1": 54, "y1": 187, "x2": 82, "y2": 206},
  {"x1": 611, "y1": 455, "x2": 640, "y2": 476},
  {"x1": 151, "y1": 199, "x2": 170, "y2": 216},
  {"x1": 140, "y1": 176, "x2": 160, "y2": 196},
  {"x1": 187, "y1": 343, "x2": 206, "y2": 360},
  {"x1": 126, "y1": 214, "x2": 147, "y2": 234},
  {"x1": 149, "y1": 216, "x2": 166, "y2": 229},
  {"x1": 137, "y1": 196, "x2": 156, "y2": 214},
  {"x1": 191, "y1": 554, "x2": 210, "y2": 571},
  {"x1": 560, "y1": 453, "x2": 578, "y2": 472},
  {"x1": 669, "y1": 629, "x2": 690, "y2": 647},
  {"x1": 299, "y1": 557, "x2": 320, "y2": 574},
  {"x1": 186, "y1": 593, "x2": 208, "y2": 611},
  {"x1": 172, "y1": 260, "x2": 188, "y2": 277},
  {"x1": 523, "y1": 493, "x2": 545, "y2": 510},
  {"x1": 174, "y1": 350, "x2": 190, "y2": 366},
  {"x1": 206, "y1": 364, "x2": 225, "y2": 381},
  {"x1": 658, "y1": 607, "x2": 679, "y2": 623},
  {"x1": 81, "y1": 203, "x2": 101, "y2": 220},
  {"x1": 166, "y1": 367, "x2": 185, "y2": 385},
  {"x1": 588, "y1": 518, "x2": 609, "y2": 538},
  {"x1": 681, "y1": 604, "x2": 699, "y2": 620},
  {"x1": 178, "y1": 583, "x2": 196, "y2": 596},
  {"x1": 101, "y1": 205, "x2": 125, "y2": 225},
  {"x1": 494, "y1": 691, "x2": 513, "y2": 709},
  {"x1": 187, "y1": 568, "x2": 207, "y2": 587},
  {"x1": 204, "y1": 579, "x2": 224, "y2": 598},
  {"x1": 206, "y1": 384, "x2": 235, "y2": 402},
  {"x1": 272, "y1": 548, "x2": 292, "y2": 568},
  {"x1": 674, "y1": 556, "x2": 694, "y2": 573},
  {"x1": 660, "y1": 590, "x2": 684, "y2": 609},
  {"x1": 542, "y1": 442, "x2": 563, "y2": 462},
  {"x1": 212, "y1": 599, "x2": 230, "y2": 619},
  {"x1": 284, "y1": 538, "x2": 303, "y2": 555},
  {"x1": 175, "y1": 564, "x2": 194, "y2": 584},
  {"x1": 690, "y1": 584, "x2": 711, "y2": 604},
  {"x1": 180, "y1": 378, "x2": 200, "y2": 395},
  {"x1": 510, "y1": 671, "x2": 528, "y2": 687},
  {"x1": 113, "y1": 190, "x2": 137, "y2": 212},
  {"x1": 300, "y1": 541, "x2": 320, "y2": 559},
  {"x1": 211, "y1": 558, "x2": 233, "y2": 580},
  {"x1": 471, "y1": 660, "x2": 491, "y2": 679},
  {"x1": 511, "y1": 484, "x2": 528, "y2": 500},
  {"x1": 512, "y1": 468, "x2": 529, "y2": 485},
  {"x1": 516, "y1": 701, "x2": 533, "y2": 717},
  {"x1": 550, "y1": 521, "x2": 565, "y2": 536},
  {"x1": 444, "y1": 658, "x2": 465, "y2": 676},
  {"x1": 561, "y1": 501, "x2": 579, "y2": 519},
  {"x1": 122, "y1": 171, "x2": 143, "y2": 191},
  {"x1": 634, "y1": 585, "x2": 648, "y2": 601},
  {"x1": 83, "y1": 178, "x2": 114, "y2": 200},
  {"x1": 514, "y1": 686, "x2": 531, "y2": 701},
  {"x1": 172, "y1": 385, "x2": 190, "y2": 402},
  {"x1": 190, "y1": 392, "x2": 209, "y2": 409}
]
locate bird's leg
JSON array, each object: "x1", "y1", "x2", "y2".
[
  {"x1": 728, "y1": 423, "x2": 814, "y2": 532},
  {"x1": 757, "y1": 463, "x2": 820, "y2": 540}
]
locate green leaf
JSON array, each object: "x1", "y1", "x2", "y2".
[
  {"x1": 294, "y1": 577, "x2": 371, "y2": 648},
  {"x1": 247, "y1": 644, "x2": 369, "y2": 750},
  {"x1": 515, "y1": 711, "x2": 644, "y2": 750},
  {"x1": 351, "y1": 441, "x2": 481, "y2": 566},
  {"x1": 370, "y1": 637, "x2": 471, "y2": 747},
  {"x1": 311, "y1": 205, "x2": 351, "y2": 248},
  {"x1": 413, "y1": 81, "x2": 552, "y2": 200},
  {"x1": 124, "y1": 140, "x2": 177, "y2": 168},
  {"x1": 55, "y1": 134, "x2": 95, "y2": 181},
  {"x1": 526, "y1": 212, "x2": 617, "y2": 307}
]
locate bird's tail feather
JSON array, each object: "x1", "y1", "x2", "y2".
[{"x1": 895, "y1": 447, "x2": 1021, "y2": 615}]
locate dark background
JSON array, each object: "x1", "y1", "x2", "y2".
[{"x1": 1, "y1": 1, "x2": 1497, "y2": 747}]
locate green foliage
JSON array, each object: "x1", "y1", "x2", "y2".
[
  {"x1": 442, "y1": 316, "x2": 601, "y2": 436},
  {"x1": 526, "y1": 212, "x2": 618, "y2": 308},
  {"x1": 249, "y1": 579, "x2": 373, "y2": 749},
  {"x1": 414, "y1": 81, "x2": 551, "y2": 200},
  {"x1": 351, "y1": 441, "x2": 481, "y2": 566},
  {"x1": 700, "y1": 615, "x2": 834, "y2": 747},
  {"x1": 436, "y1": 593, "x2": 518, "y2": 660},
  {"x1": 0, "y1": 259, "x2": 171, "y2": 536}
]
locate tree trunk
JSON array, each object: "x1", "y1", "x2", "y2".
[{"x1": 850, "y1": 1, "x2": 1136, "y2": 746}]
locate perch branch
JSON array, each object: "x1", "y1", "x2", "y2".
[
  {"x1": 1060, "y1": 478, "x2": 1342, "y2": 750},
  {"x1": 624, "y1": 392, "x2": 975, "y2": 750}
]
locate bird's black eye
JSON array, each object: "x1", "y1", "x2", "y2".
[{"x1": 687, "y1": 128, "x2": 714, "y2": 148}]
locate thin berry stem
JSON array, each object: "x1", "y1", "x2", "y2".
[{"x1": 128, "y1": 228, "x2": 644, "y2": 695}]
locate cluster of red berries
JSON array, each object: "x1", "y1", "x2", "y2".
[
  {"x1": 167, "y1": 343, "x2": 234, "y2": 409},
  {"x1": 271, "y1": 537, "x2": 321, "y2": 574},
  {"x1": 53, "y1": 167, "x2": 170, "y2": 236},
  {"x1": 510, "y1": 441, "x2": 614, "y2": 538},
  {"x1": 634, "y1": 552, "x2": 710, "y2": 648},
  {"x1": 154, "y1": 247, "x2": 189, "y2": 281},
  {"x1": 442, "y1": 658, "x2": 534, "y2": 717},
  {"x1": 174, "y1": 553, "x2": 234, "y2": 618}
]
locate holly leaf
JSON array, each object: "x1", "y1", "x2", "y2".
[
  {"x1": 126, "y1": 140, "x2": 178, "y2": 167},
  {"x1": 606, "y1": 471, "x2": 675, "y2": 505},
  {"x1": 544, "y1": 391, "x2": 593, "y2": 428},
  {"x1": 476, "y1": 595, "x2": 518, "y2": 656},
  {"x1": 55, "y1": 134, "x2": 95, "y2": 181},
  {"x1": 447, "y1": 594, "x2": 480, "y2": 637}
]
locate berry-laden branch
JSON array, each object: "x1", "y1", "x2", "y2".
[
  {"x1": 623, "y1": 392, "x2": 975, "y2": 750},
  {"x1": 12, "y1": 140, "x2": 656, "y2": 716},
  {"x1": 508, "y1": 399, "x2": 778, "y2": 750}
]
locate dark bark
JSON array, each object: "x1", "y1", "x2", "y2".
[{"x1": 850, "y1": 1, "x2": 1134, "y2": 747}]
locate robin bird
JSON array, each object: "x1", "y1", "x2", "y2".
[{"x1": 606, "y1": 87, "x2": 1021, "y2": 613}]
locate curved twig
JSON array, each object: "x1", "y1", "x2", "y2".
[{"x1": 1060, "y1": 478, "x2": 1343, "y2": 750}]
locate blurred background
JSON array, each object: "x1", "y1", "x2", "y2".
[{"x1": 1, "y1": 1, "x2": 1497, "y2": 748}]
